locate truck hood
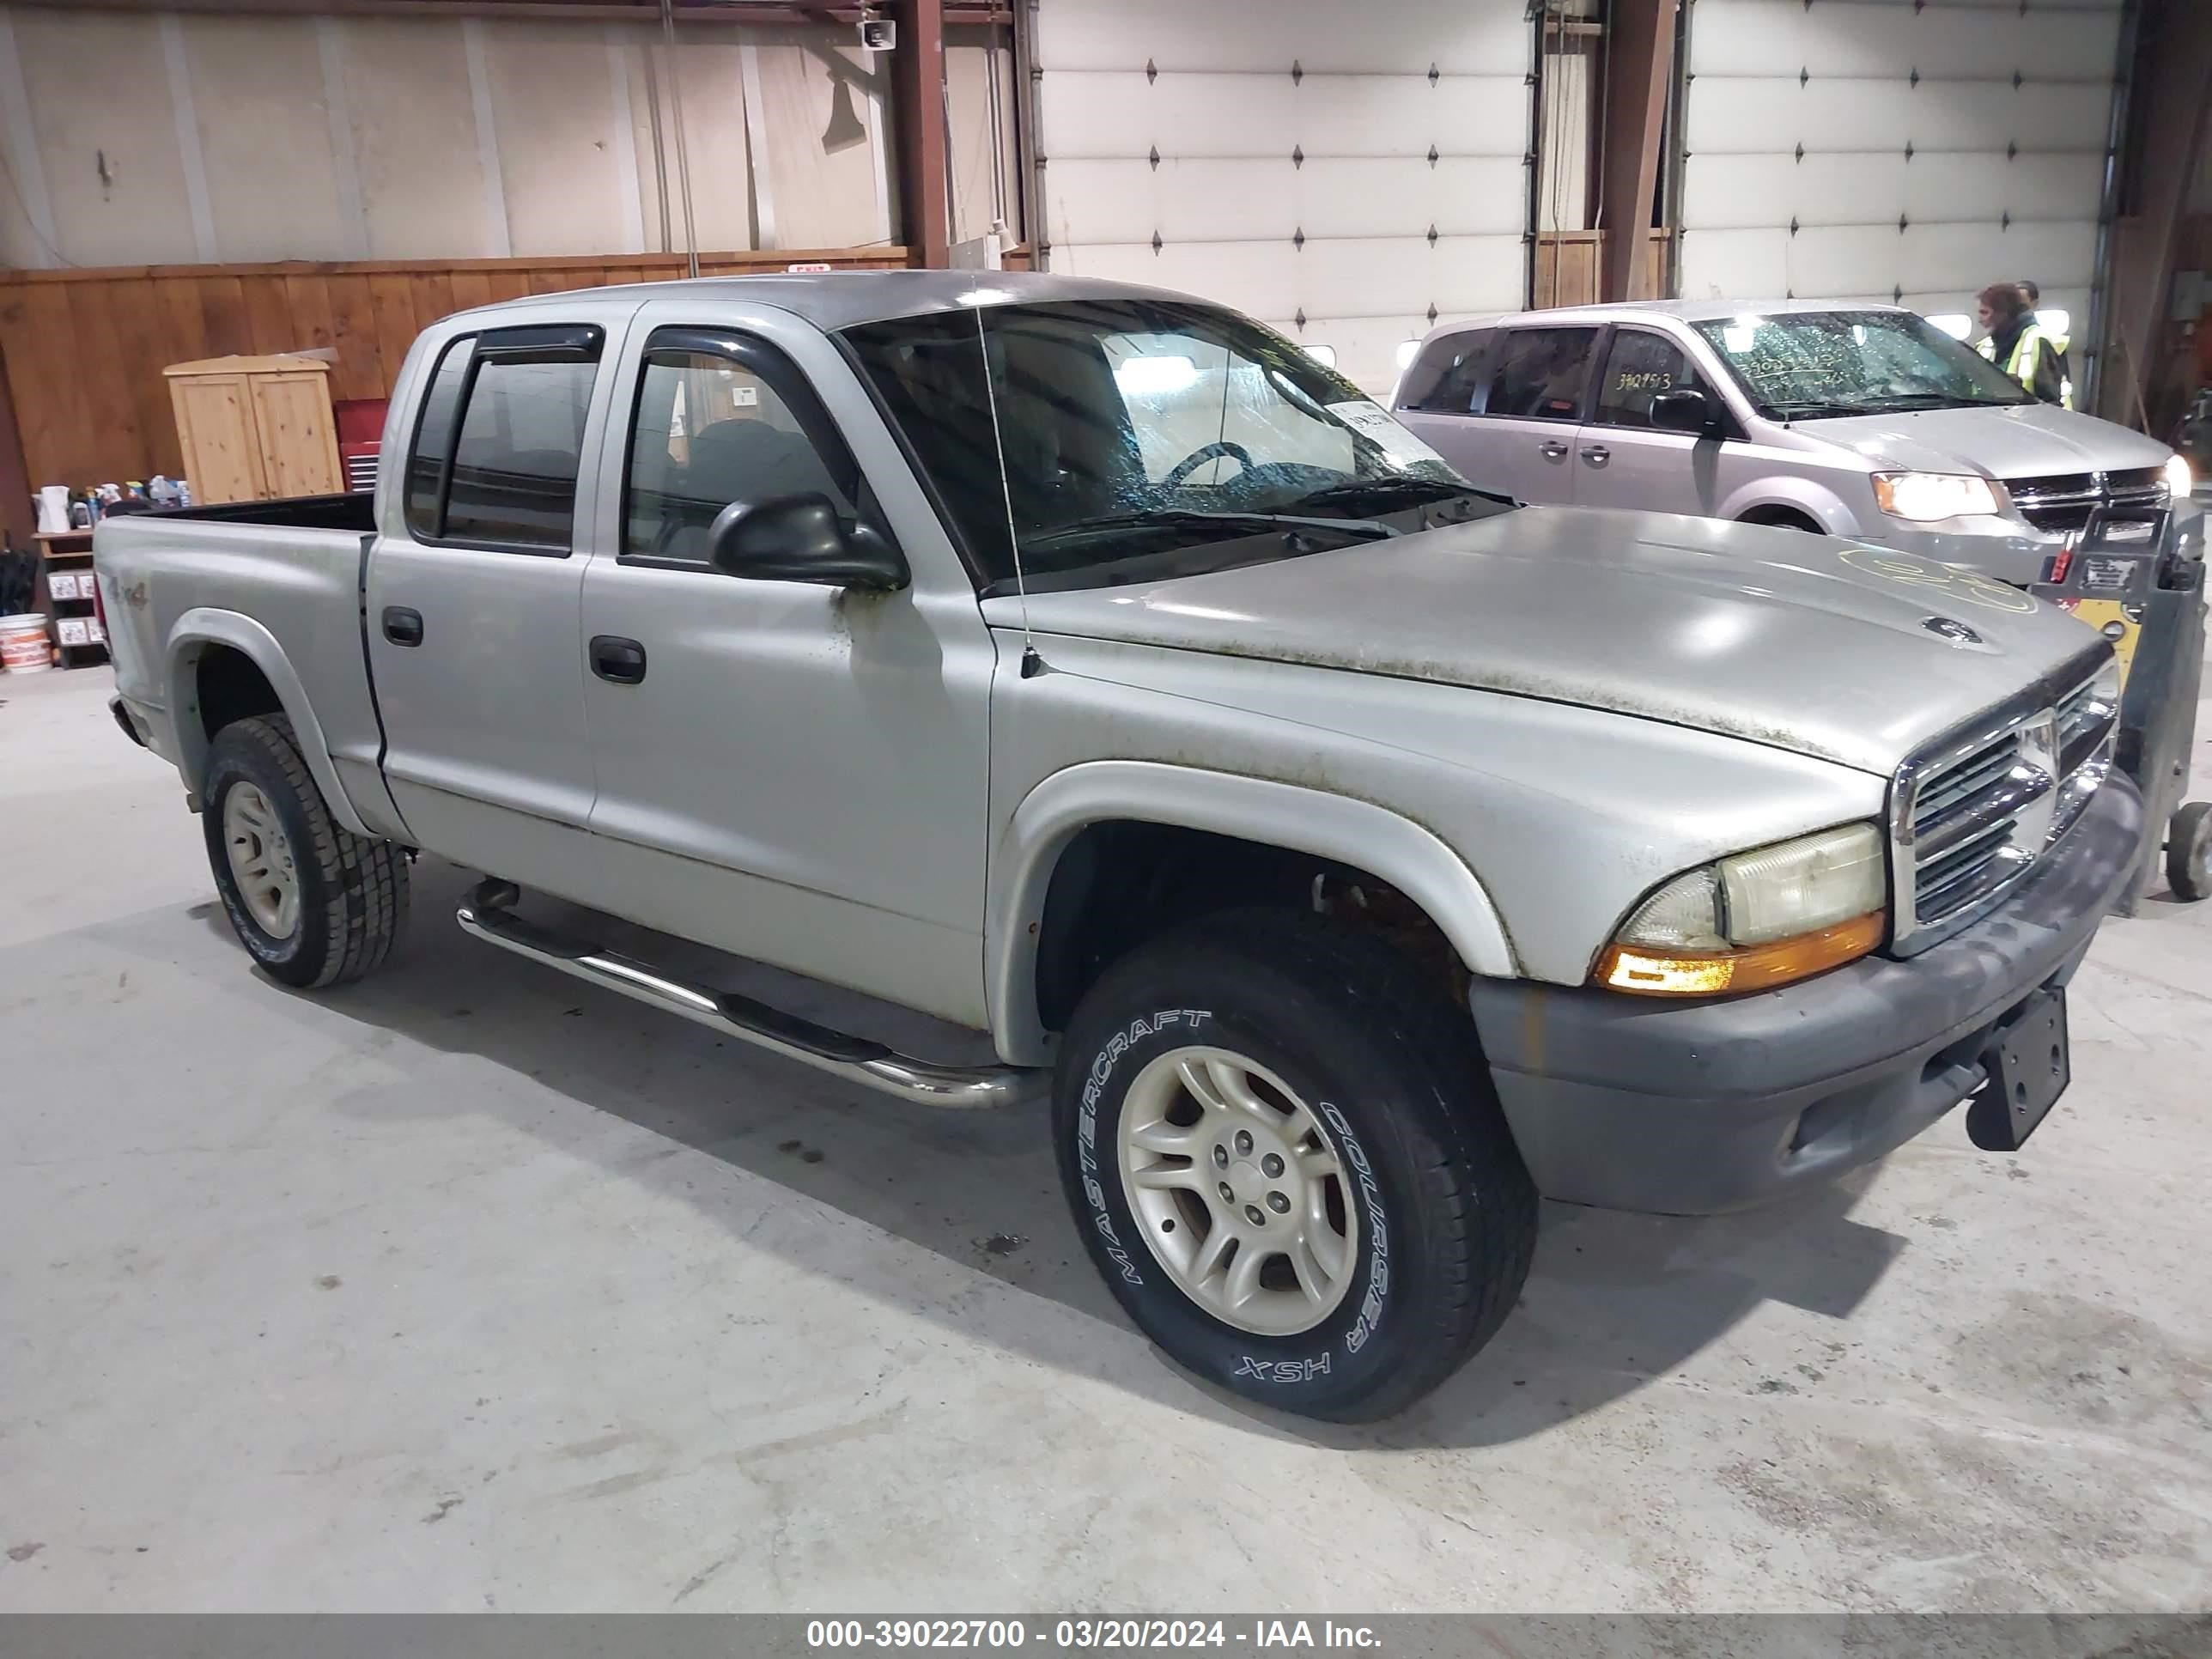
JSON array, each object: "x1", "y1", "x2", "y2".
[
  {"x1": 1796, "y1": 402, "x2": 2172, "y2": 483},
  {"x1": 983, "y1": 507, "x2": 2106, "y2": 776}
]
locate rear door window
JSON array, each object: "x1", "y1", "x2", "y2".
[
  {"x1": 404, "y1": 325, "x2": 603, "y2": 554},
  {"x1": 1484, "y1": 327, "x2": 1601, "y2": 421}
]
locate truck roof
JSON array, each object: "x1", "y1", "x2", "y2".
[{"x1": 460, "y1": 269, "x2": 1203, "y2": 333}]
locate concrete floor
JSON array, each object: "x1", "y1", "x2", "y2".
[{"x1": 1, "y1": 661, "x2": 2208, "y2": 1615}]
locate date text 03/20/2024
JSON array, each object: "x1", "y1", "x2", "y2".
[{"x1": 806, "y1": 1620, "x2": 1382, "y2": 1650}]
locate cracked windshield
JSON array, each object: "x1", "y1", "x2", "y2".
[
  {"x1": 842, "y1": 298, "x2": 1511, "y2": 594},
  {"x1": 1692, "y1": 308, "x2": 2035, "y2": 419}
]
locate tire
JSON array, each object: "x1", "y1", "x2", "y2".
[
  {"x1": 201, "y1": 714, "x2": 408, "y2": 988},
  {"x1": 1054, "y1": 907, "x2": 1537, "y2": 1421},
  {"x1": 2167, "y1": 801, "x2": 2212, "y2": 902}
]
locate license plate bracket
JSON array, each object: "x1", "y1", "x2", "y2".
[{"x1": 1966, "y1": 988, "x2": 2069, "y2": 1152}]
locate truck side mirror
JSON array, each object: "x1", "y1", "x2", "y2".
[
  {"x1": 1649, "y1": 388, "x2": 1718, "y2": 434},
  {"x1": 707, "y1": 494, "x2": 908, "y2": 591}
]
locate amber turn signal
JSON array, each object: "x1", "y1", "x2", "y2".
[{"x1": 1595, "y1": 912, "x2": 1885, "y2": 998}]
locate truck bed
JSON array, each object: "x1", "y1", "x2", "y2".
[{"x1": 94, "y1": 498, "x2": 400, "y2": 840}]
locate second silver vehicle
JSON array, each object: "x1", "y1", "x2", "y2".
[{"x1": 1393, "y1": 300, "x2": 2188, "y2": 584}]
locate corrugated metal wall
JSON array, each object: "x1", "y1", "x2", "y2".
[{"x1": 1033, "y1": 0, "x2": 1534, "y2": 391}]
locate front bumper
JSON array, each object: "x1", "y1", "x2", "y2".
[{"x1": 1467, "y1": 771, "x2": 2143, "y2": 1215}]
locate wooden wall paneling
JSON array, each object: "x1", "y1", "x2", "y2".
[
  {"x1": 324, "y1": 273, "x2": 383, "y2": 399},
  {"x1": 447, "y1": 270, "x2": 495, "y2": 313},
  {"x1": 243, "y1": 276, "x2": 300, "y2": 355},
  {"x1": 366, "y1": 275, "x2": 422, "y2": 383},
  {"x1": 408, "y1": 271, "x2": 458, "y2": 338},
  {"x1": 106, "y1": 276, "x2": 184, "y2": 479},
  {"x1": 0, "y1": 246, "x2": 918, "y2": 488},
  {"x1": 158, "y1": 279, "x2": 214, "y2": 371},
  {"x1": 1, "y1": 283, "x2": 80, "y2": 488},
  {"x1": 281, "y1": 272, "x2": 338, "y2": 359},
  {"x1": 68, "y1": 283, "x2": 144, "y2": 479},
  {"x1": 197, "y1": 275, "x2": 258, "y2": 357}
]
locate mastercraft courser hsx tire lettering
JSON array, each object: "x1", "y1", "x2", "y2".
[{"x1": 95, "y1": 270, "x2": 2144, "y2": 1419}]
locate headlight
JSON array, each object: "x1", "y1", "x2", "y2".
[
  {"x1": 2164, "y1": 453, "x2": 2193, "y2": 501},
  {"x1": 1594, "y1": 823, "x2": 1887, "y2": 997},
  {"x1": 1873, "y1": 471, "x2": 2002, "y2": 522}
]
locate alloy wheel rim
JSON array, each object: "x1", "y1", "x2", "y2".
[
  {"x1": 222, "y1": 781, "x2": 301, "y2": 939},
  {"x1": 1115, "y1": 1044, "x2": 1358, "y2": 1336}
]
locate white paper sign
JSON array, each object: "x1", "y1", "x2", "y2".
[{"x1": 1327, "y1": 399, "x2": 1448, "y2": 471}]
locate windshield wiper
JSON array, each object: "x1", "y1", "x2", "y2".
[
  {"x1": 1288, "y1": 476, "x2": 1504, "y2": 516},
  {"x1": 1022, "y1": 506, "x2": 1398, "y2": 555},
  {"x1": 1758, "y1": 398, "x2": 1887, "y2": 419}
]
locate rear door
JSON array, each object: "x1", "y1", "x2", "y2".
[
  {"x1": 1572, "y1": 325, "x2": 1734, "y2": 517},
  {"x1": 365, "y1": 309, "x2": 626, "y2": 878},
  {"x1": 1395, "y1": 325, "x2": 1601, "y2": 503}
]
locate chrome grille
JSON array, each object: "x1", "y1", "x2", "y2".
[
  {"x1": 1891, "y1": 660, "x2": 2116, "y2": 951},
  {"x1": 2005, "y1": 466, "x2": 2168, "y2": 536}
]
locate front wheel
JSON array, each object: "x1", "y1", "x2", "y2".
[
  {"x1": 201, "y1": 714, "x2": 409, "y2": 988},
  {"x1": 1054, "y1": 908, "x2": 1536, "y2": 1421},
  {"x1": 2167, "y1": 801, "x2": 2212, "y2": 902}
]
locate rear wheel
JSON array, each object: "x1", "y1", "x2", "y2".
[
  {"x1": 1054, "y1": 908, "x2": 1536, "y2": 1421},
  {"x1": 202, "y1": 714, "x2": 408, "y2": 988}
]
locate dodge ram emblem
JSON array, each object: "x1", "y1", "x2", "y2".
[{"x1": 1921, "y1": 616, "x2": 1983, "y2": 646}]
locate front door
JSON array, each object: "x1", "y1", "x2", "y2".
[
  {"x1": 1572, "y1": 326, "x2": 1730, "y2": 517},
  {"x1": 366, "y1": 317, "x2": 619, "y2": 879},
  {"x1": 575, "y1": 316, "x2": 994, "y2": 1026}
]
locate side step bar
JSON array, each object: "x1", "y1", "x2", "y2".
[{"x1": 456, "y1": 879, "x2": 1043, "y2": 1109}]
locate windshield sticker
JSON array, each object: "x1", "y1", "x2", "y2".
[
  {"x1": 1327, "y1": 399, "x2": 1448, "y2": 471},
  {"x1": 1838, "y1": 546, "x2": 2039, "y2": 613}
]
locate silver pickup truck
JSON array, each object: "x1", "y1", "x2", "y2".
[{"x1": 98, "y1": 271, "x2": 2142, "y2": 1421}]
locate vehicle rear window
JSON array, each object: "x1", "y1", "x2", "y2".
[
  {"x1": 1485, "y1": 327, "x2": 1601, "y2": 420},
  {"x1": 1396, "y1": 330, "x2": 1492, "y2": 413}
]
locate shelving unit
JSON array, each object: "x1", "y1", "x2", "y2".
[{"x1": 33, "y1": 529, "x2": 107, "y2": 670}]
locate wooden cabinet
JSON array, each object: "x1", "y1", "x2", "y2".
[{"x1": 164, "y1": 355, "x2": 343, "y2": 505}]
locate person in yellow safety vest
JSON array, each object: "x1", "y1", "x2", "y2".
[
  {"x1": 2014, "y1": 279, "x2": 2074, "y2": 410},
  {"x1": 1974, "y1": 281, "x2": 2067, "y2": 407}
]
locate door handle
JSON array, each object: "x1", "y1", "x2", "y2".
[
  {"x1": 1581, "y1": 444, "x2": 1611, "y2": 465},
  {"x1": 1539, "y1": 441, "x2": 1570, "y2": 460},
  {"x1": 381, "y1": 606, "x2": 423, "y2": 647},
  {"x1": 589, "y1": 635, "x2": 647, "y2": 685}
]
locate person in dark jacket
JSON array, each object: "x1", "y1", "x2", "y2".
[{"x1": 1975, "y1": 282, "x2": 2065, "y2": 405}]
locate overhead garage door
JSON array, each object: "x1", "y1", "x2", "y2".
[
  {"x1": 1032, "y1": 0, "x2": 1533, "y2": 392},
  {"x1": 1679, "y1": 0, "x2": 2124, "y2": 363}
]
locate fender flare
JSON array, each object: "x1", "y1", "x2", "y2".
[
  {"x1": 167, "y1": 608, "x2": 377, "y2": 840},
  {"x1": 987, "y1": 760, "x2": 1516, "y2": 1066}
]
